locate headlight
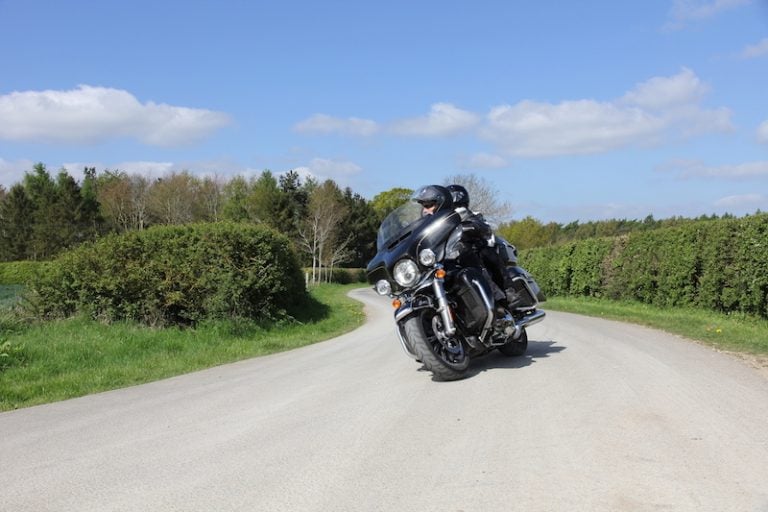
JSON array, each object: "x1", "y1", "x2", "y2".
[
  {"x1": 393, "y1": 259, "x2": 420, "y2": 287},
  {"x1": 419, "y1": 248, "x2": 436, "y2": 266},
  {"x1": 375, "y1": 279, "x2": 392, "y2": 296}
]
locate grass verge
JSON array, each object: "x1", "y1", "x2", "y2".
[
  {"x1": 544, "y1": 296, "x2": 768, "y2": 357},
  {"x1": 0, "y1": 283, "x2": 366, "y2": 411}
]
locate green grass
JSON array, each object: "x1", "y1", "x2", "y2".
[
  {"x1": 0, "y1": 283, "x2": 366, "y2": 411},
  {"x1": 544, "y1": 296, "x2": 768, "y2": 355}
]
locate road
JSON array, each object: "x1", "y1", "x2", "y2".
[{"x1": 2, "y1": 288, "x2": 768, "y2": 512}]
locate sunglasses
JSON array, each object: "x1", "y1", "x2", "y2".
[{"x1": 419, "y1": 201, "x2": 437, "y2": 209}]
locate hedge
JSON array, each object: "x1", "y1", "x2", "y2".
[
  {"x1": 0, "y1": 261, "x2": 48, "y2": 285},
  {"x1": 26, "y1": 222, "x2": 306, "y2": 326},
  {"x1": 520, "y1": 214, "x2": 768, "y2": 319}
]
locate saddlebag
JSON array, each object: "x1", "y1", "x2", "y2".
[{"x1": 504, "y1": 266, "x2": 545, "y2": 310}]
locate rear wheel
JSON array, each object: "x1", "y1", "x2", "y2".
[
  {"x1": 498, "y1": 328, "x2": 528, "y2": 357},
  {"x1": 403, "y1": 309, "x2": 469, "y2": 381}
]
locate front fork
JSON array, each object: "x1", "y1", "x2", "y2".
[
  {"x1": 393, "y1": 270, "x2": 457, "y2": 359},
  {"x1": 432, "y1": 273, "x2": 456, "y2": 336}
]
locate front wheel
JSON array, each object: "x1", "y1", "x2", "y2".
[
  {"x1": 403, "y1": 309, "x2": 469, "y2": 381},
  {"x1": 498, "y1": 328, "x2": 528, "y2": 357}
]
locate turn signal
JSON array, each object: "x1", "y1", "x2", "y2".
[
  {"x1": 435, "y1": 269, "x2": 446, "y2": 279},
  {"x1": 392, "y1": 299, "x2": 402, "y2": 309}
]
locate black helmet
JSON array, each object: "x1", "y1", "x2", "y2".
[
  {"x1": 447, "y1": 184, "x2": 469, "y2": 208},
  {"x1": 412, "y1": 184, "x2": 453, "y2": 213}
]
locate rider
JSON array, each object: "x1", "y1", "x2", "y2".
[
  {"x1": 446, "y1": 184, "x2": 512, "y2": 296},
  {"x1": 414, "y1": 184, "x2": 508, "y2": 314},
  {"x1": 413, "y1": 184, "x2": 452, "y2": 216}
]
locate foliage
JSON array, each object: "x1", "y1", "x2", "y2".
[
  {"x1": 500, "y1": 211, "x2": 738, "y2": 250},
  {"x1": 305, "y1": 267, "x2": 367, "y2": 284},
  {"x1": 0, "y1": 261, "x2": 47, "y2": 285},
  {"x1": 370, "y1": 187, "x2": 413, "y2": 221},
  {"x1": 26, "y1": 223, "x2": 306, "y2": 327},
  {"x1": 521, "y1": 213, "x2": 768, "y2": 319}
]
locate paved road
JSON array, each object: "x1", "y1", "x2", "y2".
[{"x1": 2, "y1": 288, "x2": 768, "y2": 512}]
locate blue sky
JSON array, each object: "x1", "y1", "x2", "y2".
[{"x1": 1, "y1": 0, "x2": 767, "y2": 223}]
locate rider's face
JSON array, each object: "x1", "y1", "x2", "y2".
[{"x1": 421, "y1": 201, "x2": 437, "y2": 215}]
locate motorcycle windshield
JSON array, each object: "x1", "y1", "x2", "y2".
[{"x1": 376, "y1": 201, "x2": 426, "y2": 251}]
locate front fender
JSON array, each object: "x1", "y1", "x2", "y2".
[{"x1": 394, "y1": 294, "x2": 435, "y2": 322}]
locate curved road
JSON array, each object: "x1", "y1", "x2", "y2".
[{"x1": 2, "y1": 288, "x2": 768, "y2": 511}]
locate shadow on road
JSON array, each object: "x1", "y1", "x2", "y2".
[{"x1": 462, "y1": 338, "x2": 566, "y2": 378}]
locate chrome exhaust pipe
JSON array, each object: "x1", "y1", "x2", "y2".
[{"x1": 512, "y1": 309, "x2": 546, "y2": 339}]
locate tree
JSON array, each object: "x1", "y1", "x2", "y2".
[
  {"x1": 246, "y1": 170, "x2": 283, "y2": 228},
  {"x1": 97, "y1": 171, "x2": 150, "y2": 232},
  {"x1": 370, "y1": 187, "x2": 412, "y2": 222},
  {"x1": 52, "y1": 169, "x2": 84, "y2": 250},
  {"x1": 23, "y1": 163, "x2": 58, "y2": 259},
  {"x1": 80, "y1": 167, "x2": 104, "y2": 238},
  {"x1": 0, "y1": 184, "x2": 35, "y2": 260},
  {"x1": 497, "y1": 216, "x2": 554, "y2": 251},
  {"x1": 277, "y1": 170, "x2": 309, "y2": 239},
  {"x1": 443, "y1": 173, "x2": 513, "y2": 225},
  {"x1": 198, "y1": 175, "x2": 224, "y2": 222},
  {"x1": 222, "y1": 175, "x2": 250, "y2": 222},
  {"x1": 299, "y1": 180, "x2": 348, "y2": 284},
  {"x1": 147, "y1": 171, "x2": 199, "y2": 225},
  {"x1": 340, "y1": 187, "x2": 378, "y2": 267}
]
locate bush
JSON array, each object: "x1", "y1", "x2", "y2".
[
  {"x1": 26, "y1": 223, "x2": 307, "y2": 326},
  {"x1": 303, "y1": 268, "x2": 367, "y2": 284},
  {"x1": 0, "y1": 261, "x2": 48, "y2": 285},
  {"x1": 521, "y1": 213, "x2": 768, "y2": 319}
]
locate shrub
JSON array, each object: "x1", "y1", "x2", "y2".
[
  {"x1": 522, "y1": 213, "x2": 768, "y2": 319},
  {"x1": 0, "y1": 261, "x2": 48, "y2": 285},
  {"x1": 26, "y1": 223, "x2": 307, "y2": 326}
]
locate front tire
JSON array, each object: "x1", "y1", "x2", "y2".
[{"x1": 403, "y1": 309, "x2": 469, "y2": 381}]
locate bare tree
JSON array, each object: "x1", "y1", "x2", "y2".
[
  {"x1": 147, "y1": 171, "x2": 198, "y2": 225},
  {"x1": 198, "y1": 175, "x2": 224, "y2": 222},
  {"x1": 443, "y1": 173, "x2": 513, "y2": 226},
  {"x1": 98, "y1": 172, "x2": 150, "y2": 232},
  {"x1": 298, "y1": 180, "x2": 348, "y2": 285}
]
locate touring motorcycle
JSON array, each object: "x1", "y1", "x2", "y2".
[{"x1": 366, "y1": 199, "x2": 546, "y2": 380}]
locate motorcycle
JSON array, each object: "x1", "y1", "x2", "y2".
[{"x1": 366, "y1": 199, "x2": 546, "y2": 381}]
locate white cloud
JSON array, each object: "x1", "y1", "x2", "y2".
[
  {"x1": 661, "y1": 159, "x2": 768, "y2": 178},
  {"x1": 291, "y1": 157, "x2": 362, "y2": 184},
  {"x1": 391, "y1": 103, "x2": 480, "y2": 136},
  {"x1": 483, "y1": 99, "x2": 664, "y2": 157},
  {"x1": 307, "y1": 157, "x2": 361, "y2": 176},
  {"x1": 714, "y1": 193, "x2": 765, "y2": 208},
  {"x1": 741, "y1": 37, "x2": 768, "y2": 59},
  {"x1": 665, "y1": 0, "x2": 750, "y2": 29},
  {"x1": 620, "y1": 68, "x2": 707, "y2": 110},
  {"x1": 757, "y1": 120, "x2": 768, "y2": 144},
  {"x1": 0, "y1": 85, "x2": 231, "y2": 146},
  {"x1": 482, "y1": 69, "x2": 732, "y2": 157},
  {"x1": 293, "y1": 69, "x2": 731, "y2": 159},
  {"x1": 461, "y1": 152, "x2": 508, "y2": 169},
  {"x1": 293, "y1": 114, "x2": 379, "y2": 136}
]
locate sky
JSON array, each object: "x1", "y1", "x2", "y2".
[{"x1": 1, "y1": 0, "x2": 767, "y2": 223}]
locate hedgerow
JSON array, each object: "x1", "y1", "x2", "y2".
[
  {"x1": 26, "y1": 222, "x2": 306, "y2": 326},
  {"x1": 521, "y1": 213, "x2": 768, "y2": 319},
  {"x1": 0, "y1": 261, "x2": 47, "y2": 285}
]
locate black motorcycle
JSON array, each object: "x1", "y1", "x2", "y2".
[{"x1": 366, "y1": 200, "x2": 546, "y2": 380}]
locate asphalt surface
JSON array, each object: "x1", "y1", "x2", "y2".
[{"x1": 2, "y1": 287, "x2": 768, "y2": 512}]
